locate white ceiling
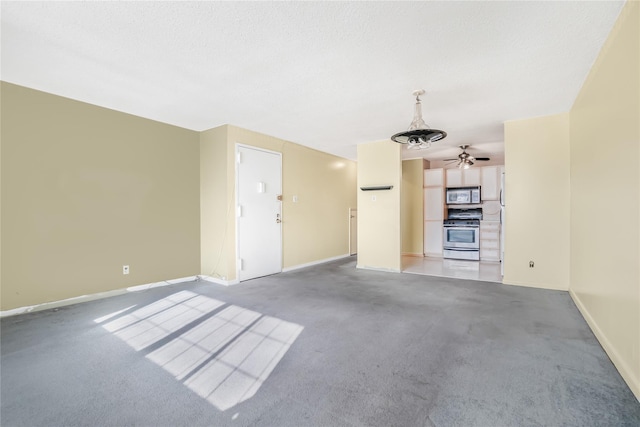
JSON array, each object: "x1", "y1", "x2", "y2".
[{"x1": 0, "y1": 1, "x2": 625, "y2": 162}]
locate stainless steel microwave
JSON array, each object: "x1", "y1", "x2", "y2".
[{"x1": 446, "y1": 186, "x2": 481, "y2": 205}]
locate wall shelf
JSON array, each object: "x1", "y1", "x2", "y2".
[{"x1": 360, "y1": 186, "x2": 394, "y2": 191}]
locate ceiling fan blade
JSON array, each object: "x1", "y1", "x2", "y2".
[
  {"x1": 443, "y1": 158, "x2": 458, "y2": 161},
  {"x1": 475, "y1": 157, "x2": 491, "y2": 161}
]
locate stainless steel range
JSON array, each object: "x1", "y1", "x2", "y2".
[{"x1": 443, "y1": 208, "x2": 482, "y2": 261}]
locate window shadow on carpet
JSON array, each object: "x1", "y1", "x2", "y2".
[{"x1": 94, "y1": 290, "x2": 303, "y2": 411}]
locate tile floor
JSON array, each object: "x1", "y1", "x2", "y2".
[{"x1": 402, "y1": 255, "x2": 503, "y2": 283}]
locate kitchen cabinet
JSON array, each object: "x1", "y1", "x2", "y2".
[
  {"x1": 424, "y1": 168, "x2": 444, "y2": 187},
  {"x1": 424, "y1": 168, "x2": 444, "y2": 257},
  {"x1": 481, "y1": 166, "x2": 500, "y2": 200},
  {"x1": 480, "y1": 220, "x2": 501, "y2": 261},
  {"x1": 424, "y1": 187, "x2": 444, "y2": 220},
  {"x1": 445, "y1": 169, "x2": 462, "y2": 187},
  {"x1": 446, "y1": 165, "x2": 503, "y2": 200},
  {"x1": 446, "y1": 168, "x2": 480, "y2": 187},
  {"x1": 424, "y1": 221, "x2": 443, "y2": 257},
  {"x1": 463, "y1": 168, "x2": 481, "y2": 186}
]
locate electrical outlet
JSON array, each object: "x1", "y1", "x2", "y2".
[
  {"x1": 529, "y1": 261, "x2": 534, "y2": 268},
  {"x1": 371, "y1": 195, "x2": 377, "y2": 201},
  {"x1": 123, "y1": 265, "x2": 130, "y2": 275}
]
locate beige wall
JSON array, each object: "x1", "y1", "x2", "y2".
[
  {"x1": 0, "y1": 83, "x2": 3, "y2": 295},
  {"x1": 357, "y1": 140, "x2": 402, "y2": 272},
  {"x1": 1, "y1": 82, "x2": 201, "y2": 310},
  {"x1": 503, "y1": 113, "x2": 571, "y2": 291},
  {"x1": 200, "y1": 125, "x2": 230, "y2": 280},
  {"x1": 277, "y1": 139, "x2": 357, "y2": 269},
  {"x1": 569, "y1": 0, "x2": 639, "y2": 399},
  {"x1": 401, "y1": 159, "x2": 425, "y2": 255},
  {"x1": 198, "y1": 125, "x2": 357, "y2": 281},
  {"x1": 1, "y1": 84, "x2": 355, "y2": 308}
]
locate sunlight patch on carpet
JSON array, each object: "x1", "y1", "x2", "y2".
[{"x1": 95, "y1": 291, "x2": 303, "y2": 411}]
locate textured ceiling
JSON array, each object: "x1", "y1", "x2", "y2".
[{"x1": 0, "y1": 1, "x2": 625, "y2": 161}]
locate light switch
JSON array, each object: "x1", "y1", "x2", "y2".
[{"x1": 293, "y1": 195, "x2": 298, "y2": 203}]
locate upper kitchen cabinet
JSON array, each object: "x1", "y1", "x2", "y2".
[
  {"x1": 464, "y1": 168, "x2": 481, "y2": 186},
  {"x1": 445, "y1": 169, "x2": 462, "y2": 187},
  {"x1": 481, "y1": 166, "x2": 501, "y2": 200},
  {"x1": 445, "y1": 168, "x2": 480, "y2": 187},
  {"x1": 424, "y1": 168, "x2": 444, "y2": 187}
]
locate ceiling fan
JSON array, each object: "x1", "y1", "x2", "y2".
[{"x1": 445, "y1": 145, "x2": 490, "y2": 169}]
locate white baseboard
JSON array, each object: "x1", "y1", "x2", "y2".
[
  {"x1": 282, "y1": 254, "x2": 351, "y2": 272},
  {"x1": 424, "y1": 253, "x2": 443, "y2": 258},
  {"x1": 198, "y1": 275, "x2": 239, "y2": 286},
  {"x1": 501, "y1": 278, "x2": 568, "y2": 291},
  {"x1": 0, "y1": 276, "x2": 198, "y2": 318},
  {"x1": 126, "y1": 276, "x2": 197, "y2": 292},
  {"x1": 401, "y1": 252, "x2": 423, "y2": 257},
  {"x1": 356, "y1": 264, "x2": 401, "y2": 273},
  {"x1": 569, "y1": 289, "x2": 640, "y2": 402}
]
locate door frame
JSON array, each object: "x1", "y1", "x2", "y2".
[
  {"x1": 235, "y1": 143, "x2": 283, "y2": 281},
  {"x1": 349, "y1": 208, "x2": 357, "y2": 255}
]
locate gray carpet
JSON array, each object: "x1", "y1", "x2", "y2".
[{"x1": 2, "y1": 257, "x2": 639, "y2": 426}]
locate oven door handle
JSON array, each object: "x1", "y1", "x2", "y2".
[{"x1": 443, "y1": 248, "x2": 479, "y2": 251}]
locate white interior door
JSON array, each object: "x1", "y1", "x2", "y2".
[{"x1": 237, "y1": 145, "x2": 282, "y2": 281}]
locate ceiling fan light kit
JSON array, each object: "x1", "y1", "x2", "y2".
[
  {"x1": 444, "y1": 145, "x2": 491, "y2": 169},
  {"x1": 391, "y1": 90, "x2": 446, "y2": 150}
]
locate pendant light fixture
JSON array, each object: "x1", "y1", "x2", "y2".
[{"x1": 391, "y1": 89, "x2": 446, "y2": 150}]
